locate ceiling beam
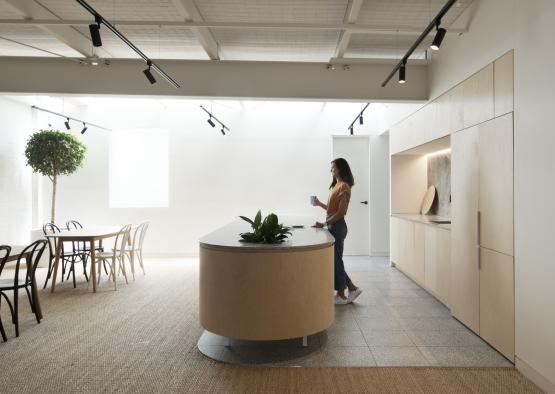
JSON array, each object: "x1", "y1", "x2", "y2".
[
  {"x1": 0, "y1": 57, "x2": 429, "y2": 102},
  {"x1": 169, "y1": 0, "x2": 219, "y2": 60},
  {"x1": 0, "y1": 18, "x2": 468, "y2": 36},
  {"x1": 334, "y1": 0, "x2": 364, "y2": 59},
  {"x1": 1, "y1": 0, "x2": 112, "y2": 59}
]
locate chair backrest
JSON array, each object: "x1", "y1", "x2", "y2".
[
  {"x1": 43, "y1": 223, "x2": 62, "y2": 259},
  {"x1": 0, "y1": 245, "x2": 12, "y2": 277},
  {"x1": 10, "y1": 240, "x2": 47, "y2": 288},
  {"x1": 130, "y1": 222, "x2": 149, "y2": 251},
  {"x1": 114, "y1": 224, "x2": 132, "y2": 260},
  {"x1": 66, "y1": 220, "x2": 83, "y2": 230},
  {"x1": 138, "y1": 222, "x2": 149, "y2": 251}
]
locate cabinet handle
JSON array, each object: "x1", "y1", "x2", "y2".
[
  {"x1": 477, "y1": 211, "x2": 481, "y2": 270},
  {"x1": 477, "y1": 211, "x2": 481, "y2": 247}
]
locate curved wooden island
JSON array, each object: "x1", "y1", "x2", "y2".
[{"x1": 199, "y1": 218, "x2": 335, "y2": 345}]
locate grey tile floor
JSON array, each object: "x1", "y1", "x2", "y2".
[{"x1": 198, "y1": 256, "x2": 513, "y2": 367}]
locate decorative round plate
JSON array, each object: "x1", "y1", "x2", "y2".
[{"x1": 420, "y1": 185, "x2": 437, "y2": 215}]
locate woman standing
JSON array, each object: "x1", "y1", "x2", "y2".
[{"x1": 313, "y1": 158, "x2": 362, "y2": 305}]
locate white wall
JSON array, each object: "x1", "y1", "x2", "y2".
[
  {"x1": 0, "y1": 97, "x2": 33, "y2": 244},
  {"x1": 32, "y1": 98, "x2": 395, "y2": 256},
  {"x1": 429, "y1": 0, "x2": 555, "y2": 390}
]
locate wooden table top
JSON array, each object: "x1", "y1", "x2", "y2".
[{"x1": 44, "y1": 226, "x2": 124, "y2": 240}]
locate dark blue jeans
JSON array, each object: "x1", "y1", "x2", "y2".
[{"x1": 327, "y1": 218, "x2": 351, "y2": 291}]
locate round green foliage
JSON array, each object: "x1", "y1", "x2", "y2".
[
  {"x1": 239, "y1": 210, "x2": 292, "y2": 244},
  {"x1": 24, "y1": 129, "x2": 87, "y2": 178}
]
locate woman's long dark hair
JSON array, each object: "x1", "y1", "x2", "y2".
[{"x1": 329, "y1": 158, "x2": 355, "y2": 189}]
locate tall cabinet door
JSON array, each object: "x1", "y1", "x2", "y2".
[
  {"x1": 479, "y1": 248, "x2": 515, "y2": 361},
  {"x1": 450, "y1": 126, "x2": 480, "y2": 333},
  {"x1": 478, "y1": 113, "x2": 514, "y2": 255},
  {"x1": 478, "y1": 113, "x2": 514, "y2": 361}
]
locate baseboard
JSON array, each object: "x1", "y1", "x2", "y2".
[
  {"x1": 516, "y1": 356, "x2": 555, "y2": 394},
  {"x1": 370, "y1": 252, "x2": 390, "y2": 257}
]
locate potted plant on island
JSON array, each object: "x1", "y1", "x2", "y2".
[
  {"x1": 24, "y1": 129, "x2": 87, "y2": 224},
  {"x1": 239, "y1": 211, "x2": 292, "y2": 244}
]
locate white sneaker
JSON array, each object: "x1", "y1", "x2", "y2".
[
  {"x1": 334, "y1": 295, "x2": 349, "y2": 305},
  {"x1": 347, "y1": 288, "x2": 363, "y2": 304}
]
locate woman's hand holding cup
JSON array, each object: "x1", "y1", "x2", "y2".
[{"x1": 310, "y1": 195, "x2": 320, "y2": 206}]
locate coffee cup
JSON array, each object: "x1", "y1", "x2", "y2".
[{"x1": 310, "y1": 196, "x2": 317, "y2": 206}]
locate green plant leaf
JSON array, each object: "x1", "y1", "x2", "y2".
[
  {"x1": 239, "y1": 216, "x2": 254, "y2": 226},
  {"x1": 254, "y1": 210, "x2": 262, "y2": 229}
]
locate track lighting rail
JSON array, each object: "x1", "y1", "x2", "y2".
[
  {"x1": 381, "y1": 0, "x2": 457, "y2": 87},
  {"x1": 347, "y1": 103, "x2": 370, "y2": 135},
  {"x1": 200, "y1": 105, "x2": 230, "y2": 135},
  {"x1": 31, "y1": 105, "x2": 112, "y2": 132},
  {"x1": 75, "y1": 0, "x2": 180, "y2": 89}
]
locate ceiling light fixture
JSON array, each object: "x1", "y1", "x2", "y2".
[
  {"x1": 76, "y1": 0, "x2": 180, "y2": 89},
  {"x1": 88, "y1": 14, "x2": 102, "y2": 47},
  {"x1": 200, "y1": 105, "x2": 230, "y2": 136},
  {"x1": 381, "y1": 0, "x2": 457, "y2": 87},
  {"x1": 143, "y1": 60, "x2": 156, "y2": 84},
  {"x1": 31, "y1": 105, "x2": 111, "y2": 132},
  {"x1": 398, "y1": 62, "x2": 406, "y2": 84},
  {"x1": 430, "y1": 21, "x2": 447, "y2": 51},
  {"x1": 346, "y1": 103, "x2": 370, "y2": 135},
  {"x1": 81, "y1": 123, "x2": 88, "y2": 134}
]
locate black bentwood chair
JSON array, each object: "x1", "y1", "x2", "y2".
[
  {"x1": 0, "y1": 240, "x2": 47, "y2": 340},
  {"x1": 42, "y1": 223, "x2": 86, "y2": 289}
]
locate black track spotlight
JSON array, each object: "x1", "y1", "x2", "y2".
[
  {"x1": 81, "y1": 122, "x2": 88, "y2": 134},
  {"x1": 431, "y1": 26, "x2": 447, "y2": 51},
  {"x1": 207, "y1": 116, "x2": 216, "y2": 128},
  {"x1": 65, "y1": 117, "x2": 71, "y2": 130},
  {"x1": 359, "y1": 115, "x2": 364, "y2": 125},
  {"x1": 89, "y1": 15, "x2": 102, "y2": 47},
  {"x1": 349, "y1": 126, "x2": 354, "y2": 135},
  {"x1": 220, "y1": 127, "x2": 226, "y2": 135},
  {"x1": 143, "y1": 61, "x2": 156, "y2": 84},
  {"x1": 399, "y1": 63, "x2": 406, "y2": 84}
]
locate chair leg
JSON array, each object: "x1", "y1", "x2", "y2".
[
  {"x1": 97, "y1": 258, "x2": 103, "y2": 285},
  {"x1": 43, "y1": 258, "x2": 54, "y2": 289},
  {"x1": 111, "y1": 258, "x2": 117, "y2": 291},
  {"x1": 119, "y1": 256, "x2": 129, "y2": 285},
  {"x1": 0, "y1": 297, "x2": 7, "y2": 342},
  {"x1": 129, "y1": 251, "x2": 136, "y2": 280},
  {"x1": 25, "y1": 286, "x2": 41, "y2": 324},
  {"x1": 72, "y1": 258, "x2": 77, "y2": 288},
  {"x1": 13, "y1": 288, "x2": 19, "y2": 337},
  {"x1": 139, "y1": 250, "x2": 146, "y2": 275}
]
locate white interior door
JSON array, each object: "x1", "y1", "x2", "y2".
[{"x1": 332, "y1": 136, "x2": 370, "y2": 255}]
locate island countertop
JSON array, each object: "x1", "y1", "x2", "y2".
[{"x1": 199, "y1": 217, "x2": 335, "y2": 251}]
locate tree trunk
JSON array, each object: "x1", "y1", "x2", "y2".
[{"x1": 51, "y1": 175, "x2": 57, "y2": 224}]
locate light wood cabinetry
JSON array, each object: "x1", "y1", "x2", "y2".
[
  {"x1": 463, "y1": 64, "x2": 494, "y2": 128},
  {"x1": 413, "y1": 223, "x2": 426, "y2": 286},
  {"x1": 390, "y1": 216, "x2": 400, "y2": 264},
  {"x1": 398, "y1": 219, "x2": 414, "y2": 274},
  {"x1": 450, "y1": 126, "x2": 480, "y2": 333},
  {"x1": 479, "y1": 248, "x2": 515, "y2": 361},
  {"x1": 425, "y1": 226, "x2": 451, "y2": 306},
  {"x1": 450, "y1": 115, "x2": 514, "y2": 359},
  {"x1": 494, "y1": 51, "x2": 514, "y2": 117},
  {"x1": 478, "y1": 113, "x2": 514, "y2": 256}
]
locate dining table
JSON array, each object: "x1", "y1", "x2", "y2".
[
  {"x1": 45, "y1": 226, "x2": 130, "y2": 293},
  {"x1": 5, "y1": 246, "x2": 43, "y2": 320}
]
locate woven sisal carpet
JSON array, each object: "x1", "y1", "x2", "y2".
[{"x1": 0, "y1": 259, "x2": 541, "y2": 393}]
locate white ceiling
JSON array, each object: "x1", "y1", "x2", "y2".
[{"x1": 0, "y1": 0, "x2": 474, "y2": 62}]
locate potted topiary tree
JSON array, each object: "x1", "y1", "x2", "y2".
[{"x1": 25, "y1": 129, "x2": 87, "y2": 224}]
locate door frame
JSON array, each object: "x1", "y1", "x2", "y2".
[{"x1": 331, "y1": 135, "x2": 371, "y2": 255}]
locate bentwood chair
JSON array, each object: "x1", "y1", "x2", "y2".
[
  {"x1": 119, "y1": 222, "x2": 149, "y2": 280},
  {"x1": 0, "y1": 245, "x2": 11, "y2": 341},
  {"x1": 0, "y1": 240, "x2": 47, "y2": 340},
  {"x1": 42, "y1": 223, "x2": 84, "y2": 289},
  {"x1": 93, "y1": 224, "x2": 131, "y2": 291}
]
